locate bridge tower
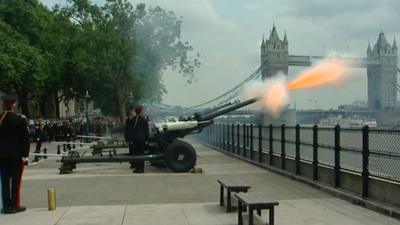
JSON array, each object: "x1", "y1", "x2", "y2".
[
  {"x1": 367, "y1": 32, "x2": 398, "y2": 110},
  {"x1": 260, "y1": 25, "x2": 289, "y2": 80}
]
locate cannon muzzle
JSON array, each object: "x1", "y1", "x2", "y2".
[{"x1": 198, "y1": 97, "x2": 260, "y2": 121}]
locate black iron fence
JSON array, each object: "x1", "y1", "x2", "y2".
[{"x1": 198, "y1": 123, "x2": 400, "y2": 198}]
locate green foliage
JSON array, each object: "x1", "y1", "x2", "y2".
[
  {"x1": 0, "y1": 0, "x2": 200, "y2": 119},
  {"x1": 0, "y1": 19, "x2": 47, "y2": 114},
  {"x1": 0, "y1": 0, "x2": 78, "y2": 116},
  {"x1": 60, "y1": 0, "x2": 200, "y2": 119}
]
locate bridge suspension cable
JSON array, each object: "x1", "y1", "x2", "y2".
[
  {"x1": 153, "y1": 66, "x2": 262, "y2": 113},
  {"x1": 184, "y1": 66, "x2": 262, "y2": 110}
]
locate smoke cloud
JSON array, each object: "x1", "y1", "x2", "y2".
[
  {"x1": 245, "y1": 72, "x2": 289, "y2": 117},
  {"x1": 246, "y1": 57, "x2": 349, "y2": 117}
]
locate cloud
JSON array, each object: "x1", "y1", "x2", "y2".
[
  {"x1": 140, "y1": 0, "x2": 237, "y2": 33},
  {"x1": 283, "y1": 0, "x2": 379, "y2": 19},
  {"x1": 242, "y1": 4, "x2": 259, "y2": 11}
]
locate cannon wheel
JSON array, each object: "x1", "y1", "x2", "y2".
[{"x1": 164, "y1": 140, "x2": 196, "y2": 172}]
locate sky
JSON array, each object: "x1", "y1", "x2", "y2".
[{"x1": 41, "y1": 0, "x2": 400, "y2": 110}]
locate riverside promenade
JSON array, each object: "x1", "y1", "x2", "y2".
[{"x1": 0, "y1": 140, "x2": 399, "y2": 225}]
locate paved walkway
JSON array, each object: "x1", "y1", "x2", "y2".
[{"x1": 0, "y1": 140, "x2": 399, "y2": 225}]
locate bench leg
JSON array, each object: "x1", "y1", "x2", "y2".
[
  {"x1": 249, "y1": 207, "x2": 254, "y2": 225},
  {"x1": 257, "y1": 208, "x2": 261, "y2": 216},
  {"x1": 220, "y1": 185, "x2": 224, "y2": 206},
  {"x1": 269, "y1": 207, "x2": 274, "y2": 225},
  {"x1": 238, "y1": 201, "x2": 243, "y2": 225},
  {"x1": 227, "y1": 189, "x2": 231, "y2": 212}
]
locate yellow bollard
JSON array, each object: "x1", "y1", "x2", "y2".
[{"x1": 48, "y1": 188, "x2": 56, "y2": 211}]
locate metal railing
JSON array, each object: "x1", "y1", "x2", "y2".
[{"x1": 198, "y1": 123, "x2": 400, "y2": 198}]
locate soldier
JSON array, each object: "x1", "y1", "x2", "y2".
[
  {"x1": 45, "y1": 120, "x2": 54, "y2": 142},
  {"x1": 0, "y1": 95, "x2": 30, "y2": 214},
  {"x1": 62, "y1": 121, "x2": 75, "y2": 150},
  {"x1": 125, "y1": 105, "x2": 136, "y2": 169},
  {"x1": 55, "y1": 122, "x2": 64, "y2": 141},
  {"x1": 126, "y1": 105, "x2": 149, "y2": 173},
  {"x1": 32, "y1": 117, "x2": 45, "y2": 162}
]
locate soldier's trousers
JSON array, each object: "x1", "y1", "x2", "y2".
[
  {"x1": 0, "y1": 159, "x2": 24, "y2": 209},
  {"x1": 133, "y1": 141, "x2": 145, "y2": 171},
  {"x1": 128, "y1": 144, "x2": 135, "y2": 167}
]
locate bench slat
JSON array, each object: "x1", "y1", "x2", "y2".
[
  {"x1": 218, "y1": 179, "x2": 251, "y2": 188},
  {"x1": 235, "y1": 193, "x2": 279, "y2": 207}
]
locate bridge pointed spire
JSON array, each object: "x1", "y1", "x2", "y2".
[
  {"x1": 269, "y1": 24, "x2": 279, "y2": 42},
  {"x1": 283, "y1": 31, "x2": 288, "y2": 45},
  {"x1": 393, "y1": 37, "x2": 397, "y2": 50},
  {"x1": 367, "y1": 41, "x2": 372, "y2": 54},
  {"x1": 261, "y1": 35, "x2": 265, "y2": 47}
]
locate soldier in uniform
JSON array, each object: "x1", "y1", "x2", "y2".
[
  {"x1": 125, "y1": 105, "x2": 149, "y2": 173},
  {"x1": 32, "y1": 117, "x2": 45, "y2": 162},
  {"x1": 0, "y1": 95, "x2": 30, "y2": 214},
  {"x1": 45, "y1": 121, "x2": 54, "y2": 142},
  {"x1": 55, "y1": 122, "x2": 63, "y2": 141},
  {"x1": 62, "y1": 120, "x2": 75, "y2": 150},
  {"x1": 125, "y1": 105, "x2": 136, "y2": 169}
]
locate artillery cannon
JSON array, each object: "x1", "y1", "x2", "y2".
[{"x1": 59, "y1": 97, "x2": 259, "y2": 174}]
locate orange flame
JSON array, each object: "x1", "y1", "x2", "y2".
[
  {"x1": 257, "y1": 58, "x2": 348, "y2": 116},
  {"x1": 287, "y1": 58, "x2": 347, "y2": 91}
]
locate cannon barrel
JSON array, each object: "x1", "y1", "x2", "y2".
[
  {"x1": 199, "y1": 97, "x2": 259, "y2": 121},
  {"x1": 186, "y1": 101, "x2": 238, "y2": 121},
  {"x1": 61, "y1": 154, "x2": 164, "y2": 163},
  {"x1": 197, "y1": 101, "x2": 238, "y2": 116}
]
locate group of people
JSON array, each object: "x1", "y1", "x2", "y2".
[
  {"x1": 0, "y1": 94, "x2": 150, "y2": 214},
  {"x1": 33, "y1": 118, "x2": 122, "y2": 143},
  {"x1": 39, "y1": 120, "x2": 76, "y2": 142}
]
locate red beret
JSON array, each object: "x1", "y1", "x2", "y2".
[
  {"x1": 134, "y1": 107, "x2": 142, "y2": 114},
  {"x1": 2, "y1": 95, "x2": 17, "y2": 106}
]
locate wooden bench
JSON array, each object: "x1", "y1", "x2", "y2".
[
  {"x1": 217, "y1": 179, "x2": 251, "y2": 212},
  {"x1": 235, "y1": 193, "x2": 279, "y2": 225}
]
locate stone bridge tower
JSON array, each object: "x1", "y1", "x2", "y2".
[
  {"x1": 260, "y1": 25, "x2": 289, "y2": 80},
  {"x1": 367, "y1": 32, "x2": 398, "y2": 110}
]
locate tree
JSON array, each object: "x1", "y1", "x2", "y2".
[
  {"x1": 0, "y1": 0, "x2": 77, "y2": 117},
  {"x1": 59, "y1": 0, "x2": 140, "y2": 120},
  {"x1": 61, "y1": 0, "x2": 200, "y2": 121},
  {"x1": 0, "y1": 20, "x2": 47, "y2": 116}
]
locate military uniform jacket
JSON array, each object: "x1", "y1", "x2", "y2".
[
  {"x1": 0, "y1": 111, "x2": 30, "y2": 159},
  {"x1": 125, "y1": 115, "x2": 149, "y2": 143},
  {"x1": 34, "y1": 125, "x2": 45, "y2": 141},
  {"x1": 62, "y1": 126, "x2": 75, "y2": 140}
]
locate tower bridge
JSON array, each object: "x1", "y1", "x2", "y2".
[
  {"x1": 257, "y1": 25, "x2": 399, "y2": 127},
  {"x1": 261, "y1": 25, "x2": 398, "y2": 111}
]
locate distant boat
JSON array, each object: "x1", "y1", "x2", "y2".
[{"x1": 319, "y1": 116, "x2": 377, "y2": 128}]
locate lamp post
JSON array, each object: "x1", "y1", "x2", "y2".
[{"x1": 84, "y1": 91, "x2": 90, "y2": 135}]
